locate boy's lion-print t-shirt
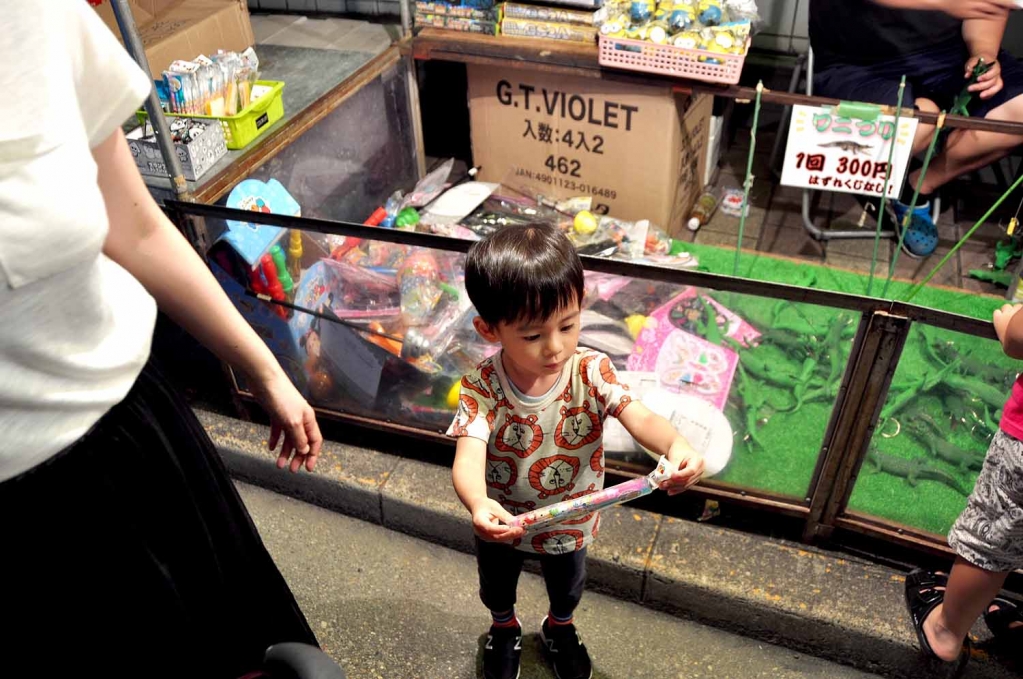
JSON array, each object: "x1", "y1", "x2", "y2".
[{"x1": 446, "y1": 348, "x2": 632, "y2": 555}]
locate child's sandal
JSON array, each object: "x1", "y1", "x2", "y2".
[
  {"x1": 984, "y1": 596, "x2": 1023, "y2": 648},
  {"x1": 904, "y1": 568, "x2": 971, "y2": 678}
]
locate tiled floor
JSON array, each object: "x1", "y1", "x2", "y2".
[
  {"x1": 251, "y1": 13, "x2": 397, "y2": 54},
  {"x1": 676, "y1": 126, "x2": 1017, "y2": 298}
]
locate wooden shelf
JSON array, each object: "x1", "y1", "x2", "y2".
[
  {"x1": 411, "y1": 29, "x2": 1023, "y2": 136},
  {"x1": 412, "y1": 27, "x2": 697, "y2": 90}
]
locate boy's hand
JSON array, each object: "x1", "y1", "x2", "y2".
[
  {"x1": 993, "y1": 303, "x2": 1023, "y2": 343},
  {"x1": 471, "y1": 498, "x2": 525, "y2": 543},
  {"x1": 660, "y1": 439, "x2": 705, "y2": 496}
]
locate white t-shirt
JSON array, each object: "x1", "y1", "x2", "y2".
[{"x1": 0, "y1": 0, "x2": 157, "y2": 481}]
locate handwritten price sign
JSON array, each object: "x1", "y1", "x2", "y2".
[{"x1": 780, "y1": 105, "x2": 918, "y2": 199}]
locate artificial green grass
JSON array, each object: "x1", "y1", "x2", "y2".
[{"x1": 668, "y1": 241, "x2": 1015, "y2": 537}]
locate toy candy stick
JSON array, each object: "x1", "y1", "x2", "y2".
[
  {"x1": 506, "y1": 456, "x2": 678, "y2": 531},
  {"x1": 249, "y1": 266, "x2": 270, "y2": 296},
  {"x1": 259, "y1": 254, "x2": 290, "y2": 320},
  {"x1": 270, "y1": 244, "x2": 294, "y2": 301}
]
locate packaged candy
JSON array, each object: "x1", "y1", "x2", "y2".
[
  {"x1": 319, "y1": 258, "x2": 401, "y2": 319},
  {"x1": 697, "y1": 0, "x2": 722, "y2": 25},
  {"x1": 381, "y1": 190, "x2": 405, "y2": 228},
  {"x1": 557, "y1": 196, "x2": 594, "y2": 214},
  {"x1": 398, "y1": 249, "x2": 444, "y2": 326},
  {"x1": 648, "y1": 21, "x2": 671, "y2": 44},
  {"x1": 401, "y1": 290, "x2": 463, "y2": 371},
  {"x1": 630, "y1": 0, "x2": 652, "y2": 23},
  {"x1": 507, "y1": 457, "x2": 679, "y2": 531},
  {"x1": 395, "y1": 207, "x2": 420, "y2": 230},
  {"x1": 404, "y1": 158, "x2": 455, "y2": 207},
  {"x1": 626, "y1": 22, "x2": 652, "y2": 40},
  {"x1": 668, "y1": 2, "x2": 695, "y2": 33},
  {"x1": 600, "y1": 14, "x2": 630, "y2": 36},
  {"x1": 714, "y1": 19, "x2": 751, "y2": 53},
  {"x1": 723, "y1": 0, "x2": 759, "y2": 24},
  {"x1": 699, "y1": 39, "x2": 731, "y2": 64},
  {"x1": 672, "y1": 31, "x2": 700, "y2": 48},
  {"x1": 711, "y1": 28, "x2": 736, "y2": 49}
]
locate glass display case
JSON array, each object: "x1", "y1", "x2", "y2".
[
  {"x1": 845, "y1": 324, "x2": 1013, "y2": 538},
  {"x1": 204, "y1": 218, "x2": 856, "y2": 505},
  {"x1": 174, "y1": 175, "x2": 1015, "y2": 558}
]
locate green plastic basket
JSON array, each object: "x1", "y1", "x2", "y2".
[{"x1": 140, "y1": 80, "x2": 285, "y2": 150}]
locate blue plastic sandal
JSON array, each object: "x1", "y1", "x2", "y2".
[{"x1": 889, "y1": 200, "x2": 938, "y2": 258}]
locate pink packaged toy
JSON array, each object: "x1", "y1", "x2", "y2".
[{"x1": 626, "y1": 288, "x2": 760, "y2": 410}]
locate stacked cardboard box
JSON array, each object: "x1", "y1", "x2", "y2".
[
  {"x1": 499, "y1": 2, "x2": 606, "y2": 43},
  {"x1": 414, "y1": 0, "x2": 500, "y2": 35},
  {"x1": 93, "y1": 0, "x2": 254, "y2": 75},
  {"x1": 468, "y1": 65, "x2": 712, "y2": 236}
]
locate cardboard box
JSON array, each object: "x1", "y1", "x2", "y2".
[
  {"x1": 501, "y1": 3, "x2": 607, "y2": 26},
  {"x1": 126, "y1": 118, "x2": 228, "y2": 181},
  {"x1": 94, "y1": 0, "x2": 254, "y2": 76},
  {"x1": 415, "y1": 12, "x2": 500, "y2": 34},
  {"x1": 468, "y1": 66, "x2": 711, "y2": 236},
  {"x1": 499, "y1": 17, "x2": 598, "y2": 43}
]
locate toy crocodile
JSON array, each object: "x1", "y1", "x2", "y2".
[
  {"x1": 758, "y1": 327, "x2": 819, "y2": 359},
  {"x1": 731, "y1": 364, "x2": 769, "y2": 453},
  {"x1": 905, "y1": 419, "x2": 986, "y2": 472},
  {"x1": 921, "y1": 336, "x2": 1015, "y2": 390},
  {"x1": 818, "y1": 141, "x2": 874, "y2": 155},
  {"x1": 880, "y1": 358, "x2": 961, "y2": 422},
  {"x1": 866, "y1": 449, "x2": 970, "y2": 496},
  {"x1": 942, "y1": 373, "x2": 1010, "y2": 412}
]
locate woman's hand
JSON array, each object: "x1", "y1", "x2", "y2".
[{"x1": 250, "y1": 369, "x2": 323, "y2": 472}]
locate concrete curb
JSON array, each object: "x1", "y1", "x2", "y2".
[{"x1": 197, "y1": 409, "x2": 1016, "y2": 679}]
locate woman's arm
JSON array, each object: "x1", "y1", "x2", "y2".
[{"x1": 93, "y1": 128, "x2": 322, "y2": 472}]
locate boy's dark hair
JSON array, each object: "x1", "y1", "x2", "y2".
[{"x1": 464, "y1": 223, "x2": 584, "y2": 328}]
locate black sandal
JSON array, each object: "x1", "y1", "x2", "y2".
[
  {"x1": 984, "y1": 597, "x2": 1023, "y2": 646},
  {"x1": 906, "y1": 569, "x2": 947, "y2": 592},
  {"x1": 904, "y1": 568, "x2": 971, "y2": 677}
]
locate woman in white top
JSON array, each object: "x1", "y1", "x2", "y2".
[{"x1": 1, "y1": 1, "x2": 324, "y2": 675}]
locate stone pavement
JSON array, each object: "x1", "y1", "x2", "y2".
[
  {"x1": 240, "y1": 482, "x2": 888, "y2": 679},
  {"x1": 201, "y1": 409, "x2": 1019, "y2": 679}
]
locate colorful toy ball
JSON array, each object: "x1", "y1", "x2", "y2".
[
  {"x1": 309, "y1": 370, "x2": 335, "y2": 401},
  {"x1": 574, "y1": 210, "x2": 599, "y2": 235}
]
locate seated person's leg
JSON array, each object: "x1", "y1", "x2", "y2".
[
  {"x1": 814, "y1": 65, "x2": 936, "y2": 151},
  {"x1": 912, "y1": 49, "x2": 1023, "y2": 197}
]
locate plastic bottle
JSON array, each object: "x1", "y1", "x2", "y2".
[{"x1": 687, "y1": 188, "x2": 719, "y2": 231}]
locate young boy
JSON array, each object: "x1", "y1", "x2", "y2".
[{"x1": 447, "y1": 224, "x2": 705, "y2": 679}]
